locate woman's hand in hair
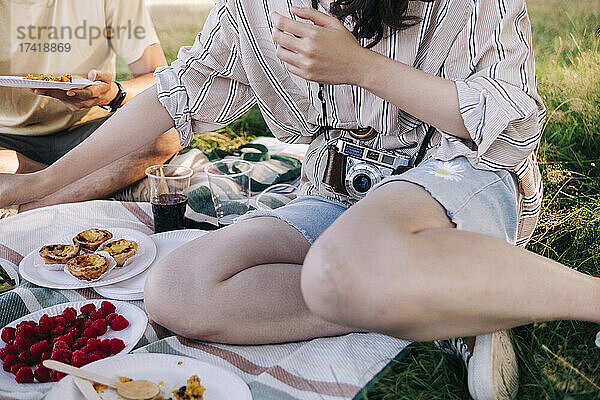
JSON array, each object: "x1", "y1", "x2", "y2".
[{"x1": 271, "y1": 7, "x2": 371, "y2": 85}]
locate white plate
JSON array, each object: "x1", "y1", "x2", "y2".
[
  {"x1": 46, "y1": 353, "x2": 252, "y2": 400},
  {"x1": 19, "y1": 228, "x2": 157, "y2": 290},
  {"x1": 94, "y1": 229, "x2": 207, "y2": 300},
  {"x1": 0, "y1": 300, "x2": 148, "y2": 393},
  {"x1": 0, "y1": 258, "x2": 20, "y2": 293},
  {"x1": 0, "y1": 76, "x2": 101, "y2": 90}
]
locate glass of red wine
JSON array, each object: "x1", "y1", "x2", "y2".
[
  {"x1": 205, "y1": 159, "x2": 254, "y2": 227},
  {"x1": 145, "y1": 165, "x2": 194, "y2": 233}
]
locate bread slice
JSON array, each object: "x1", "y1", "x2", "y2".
[
  {"x1": 66, "y1": 254, "x2": 109, "y2": 281},
  {"x1": 73, "y1": 229, "x2": 113, "y2": 252},
  {"x1": 39, "y1": 244, "x2": 80, "y2": 265},
  {"x1": 102, "y1": 239, "x2": 138, "y2": 267}
]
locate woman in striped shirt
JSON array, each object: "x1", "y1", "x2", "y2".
[{"x1": 0, "y1": 1, "x2": 597, "y2": 399}]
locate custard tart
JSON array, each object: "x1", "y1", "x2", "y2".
[
  {"x1": 66, "y1": 254, "x2": 109, "y2": 281},
  {"x1": 73, "y1": 229, "x2": 113, "y2": 252},
  {"x1": 102, "y1": 239, "x2": 138, "y2": 267},
  {"x1": 39, "y1": 244, "x2": 80, "y2": 265}
]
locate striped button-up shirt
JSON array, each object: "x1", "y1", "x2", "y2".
[{"x1": 155, "y1": 0, "x2": 546, "y2": 246}]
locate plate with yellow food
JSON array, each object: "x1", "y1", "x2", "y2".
[
  {"x1": 0, "y1": 75, "x2": 101, "y2": 90},
  {"x1": 46, "y1": 353, "x2": 252, "y2": 400},
  {"x1": 19, "y1": 228, "x2": 156, "y2": 290}
]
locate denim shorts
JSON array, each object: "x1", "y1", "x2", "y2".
[{"x1": 239, "y1": 156, "x2": 520, "y2": 245}]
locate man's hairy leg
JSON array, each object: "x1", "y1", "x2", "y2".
[
  {"x1": 0, "y1": 85, "x2": 175, "y2": 209},
  {"x1": 19, "y1": 129, "x2": 182, "y2": 211}
]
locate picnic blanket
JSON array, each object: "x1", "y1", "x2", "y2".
[{"x1": 0, "y1": 196, "x2": 411, "y2": 398}]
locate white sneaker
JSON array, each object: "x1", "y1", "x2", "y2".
[{"x1": 437, "y1": 330, "x2": 519, "y2": 400}]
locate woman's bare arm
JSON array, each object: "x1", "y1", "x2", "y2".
[
  {"x1": 0, "y1": 85, "x2": 174, "y2": 208},
  {"x1": 271, "y1": 7, "x2": 470, "y2": 140}
]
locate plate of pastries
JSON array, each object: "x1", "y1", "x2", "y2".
[{"x1": 19, "y1": 228, "x2": 157, "y2": 290}]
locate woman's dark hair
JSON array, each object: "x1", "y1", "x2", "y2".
[{"x1": 330, "y1": 0, "x2": 429, "y2": 48}]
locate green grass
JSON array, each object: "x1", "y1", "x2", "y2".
[{"x1": 139, "y1": 1, "x2": 600, "y2": 398}]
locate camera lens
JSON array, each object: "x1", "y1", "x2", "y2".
[{"x1": 352, "y1": 174, "x2": 372, "y2": 193}]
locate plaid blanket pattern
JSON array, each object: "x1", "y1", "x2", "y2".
[{"x1": 0, "y1": 199, "x2": 410, "y2": 399}]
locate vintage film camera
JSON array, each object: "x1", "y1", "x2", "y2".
[{"x1": 321, "y1": 127, "x2": 413, "y2": 200}]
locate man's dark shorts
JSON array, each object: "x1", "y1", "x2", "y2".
[{"x1": 0, "y1": 117, "x2": 110, "y2": 165}]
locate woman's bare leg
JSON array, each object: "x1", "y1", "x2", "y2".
[
  {"x1": 301, "y1": 181, "x2": 600, "y2": 341},
  {"x1": 144, "y1": 217, "x2": 355, "y2": 344}
]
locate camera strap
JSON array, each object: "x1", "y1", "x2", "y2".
[{"x1": 310, "y1": 0, "x2": 434, "y2": 168}]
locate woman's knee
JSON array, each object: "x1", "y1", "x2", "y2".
[
  {"x1": 300, "y1": 229, "x2": 400, "y2": 325},
  {"x1": 301, "y1": 210, "x2": 437, "y2": 331}
]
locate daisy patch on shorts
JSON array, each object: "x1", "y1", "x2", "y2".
[{"x1": 424, "y1": 160, "x2": 465, "y2": 182}]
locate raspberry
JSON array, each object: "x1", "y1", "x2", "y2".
[
  {"x1": 38, "y1": 314, "x2": 54, "y2": 330},
  {"x1": 18, "y1": 350, "x2": 35, "y2": 366},
  {"x1": 110, "y1": 315, "x2": 129, "y2": 331},
  {"x1": 34, "y1": 364, "x2": 51, "y2": 383},
  {"x1": 71, "y1": 350, "x2": 89, "y2": 368},
  {"x1": 86, "y1": 338, "x2": 101, "y2": 352},
  {"x1": 30, "y1": 340, "x2": 48, "y2": 358},
  {"x1": 0, "y1": 348, "x2": 9, "y2": 361},
  {"x1": 40, "y1": 352, "x2": 51, "y2": 362},
  {"x1": 53, "y1": 316, "x2": 66, "y2": 327},
  {"x1": 10, "y1": 362, "x2": 27, "y2": 375},
  {"x1": 89, "y1": 310, "x2": 100, "y2": 320},
  {"x1": 100, "y1": 301, "x2": 116, "y2": 313},
  {"x1": 50, "y1": 349, "x2": 71, "y2": 364},
  {"x1": 68, "y1": 326, "x2": 80, "y2": 338},
  {"x1": 82, "y1": 328, "x2": 98, "y2": 338},
  {"x1": 1, "y1": 327, "x2": 16, "y2": 343},
  {"x1": 81, "y1": 320, "x2": 93, "y2": 330},
  {"x1": 73, "y1": 317, "x2": 85, "y2": 328},
  {"x1": 62, "y1": 307, "x2": 77, "y2": 323},
  {"x1": 50, "y1": 370, "x2": 67, "y2": 382},
  {"x1": 15, "y1": 324, "x2": 34, "y2": 340},
  {"x1": 99, "y1": 339, "x2": 112, "y2": 355},
  {"x1": 33, "y1": 325, "x2": 50, "y2": 340},
  {"x1": 3, "y1": 344, "x2": 17, "y2": 354},
  {"x1": 16, "y1": 321, "x2": 36, "y2": 329},
  {"x1": 109, "y1": 338, "x2": 125, "y2": 355},
  {"x1": 15, "y1": 366, "x2": 34, "y2": 383},
  {"x1": 13, "y1": 337, "x2": 31, "y2": 353},
  {"x1": 52, "y1": 340, "x2": 69, "y2": 352},
  {"x1": 80, "y1": 304, "x2": 96, "y2": 315},
  {"x1": 1, "y1": 344, "x2": 17, "y2": 360},
  {"x1": 50, "y1": 324, "x2": 66, "y2": 337},
  {"x1": 56, "y1": 332, "x2": 74, "y2": 345},
  {"x1": 91, "y1": 319, "x2": 107, "y2": 336},
  {"x1": 2, "y1": 353, "x2": 17, "y2": 372},
  {"x1": 88, "y1": 351, "x2": 105, "y2": 363},
  {"x1": 73, "y1": 337, "x2": 88, "y2": 350},
  {"x1": 105, "y1": 313, "x2": 118, "y2": 325}
]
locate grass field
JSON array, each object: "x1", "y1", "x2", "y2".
[{"x1": 137, "y1": 1, "x2": 600, "y2": 398}]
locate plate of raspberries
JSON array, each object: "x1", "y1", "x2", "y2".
[{"x1": 0, "y1": 300, "x2": 147, "y2": 392}]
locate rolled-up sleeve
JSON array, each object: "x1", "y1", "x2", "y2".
[
  {"x1": 453, "y1": 0, "x2": 545, "y2": 169},
  {"x1": 154, "y1": 0, "x2": 255, "y2": 146},
  {"x1": 155, "y1": 0, "x2": 320, "y2": 147}
]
